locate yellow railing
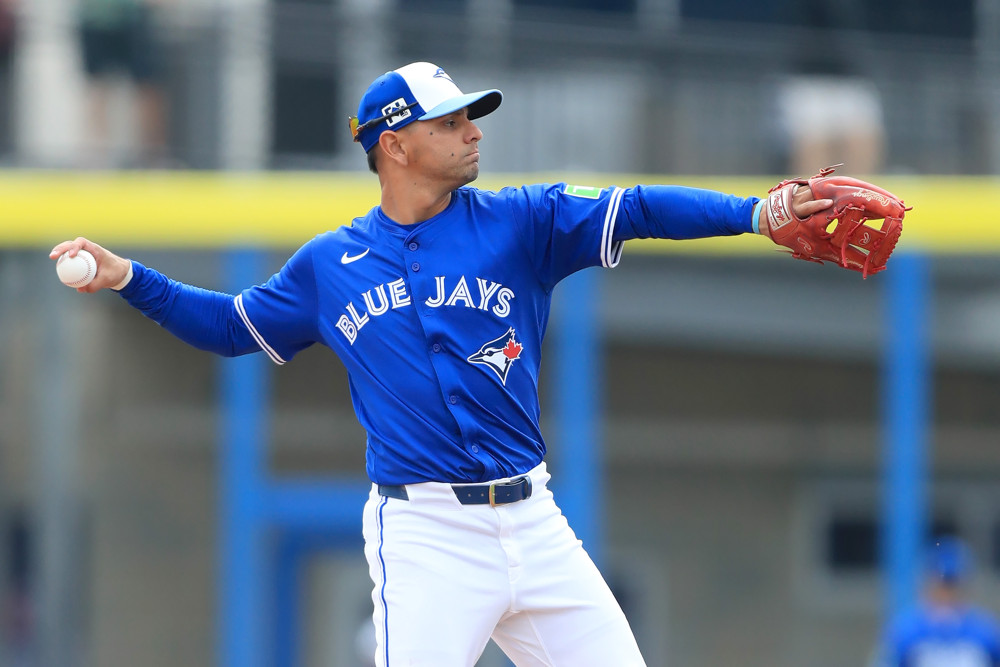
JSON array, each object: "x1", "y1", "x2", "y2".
[{"x1": 1, "y1": 171, "x2": 994, "y2": 253}]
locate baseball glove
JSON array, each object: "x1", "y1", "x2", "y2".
[{"x1": 764, "y1": 166, "x2": 908, "y2": 278}]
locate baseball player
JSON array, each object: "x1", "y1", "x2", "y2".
[
  {"x1": 877, "y1": 538, "x2": 1000, "y2": 667},
  {"x1": 50, "y1": 62, "x2": 902, "y2": 666}
]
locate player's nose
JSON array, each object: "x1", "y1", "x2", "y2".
[{"x1": 466, "y1": 118, "x2": 483, "y2": 143}]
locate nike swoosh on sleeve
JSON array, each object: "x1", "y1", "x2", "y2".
[{"x1": 341, "y1": 248, "x2": 370, "y2": 264}]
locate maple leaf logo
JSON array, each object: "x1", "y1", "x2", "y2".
[
  {"x1": 503, "y1": 340, "x2": 522, "y2": 360},
  {"x1": 467, "y1": 328, "x2": 524, "y2": 386}
]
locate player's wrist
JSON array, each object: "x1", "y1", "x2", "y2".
[
  {"x1": 110, "y1": 260, "x2": 134, "y2": 291},
  {"x1": 754, "y1": 200, "x2": 771, "y2": 238}
]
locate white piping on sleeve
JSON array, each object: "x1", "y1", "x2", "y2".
[
  {"x1": 601, "y1": 186, "x2": 625, "y2": 268},
  {"x1": 234, "y1": 293, "x2": 287, "y2": 365}
]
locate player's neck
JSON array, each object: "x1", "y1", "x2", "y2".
[{"x1": 379, "y1": 180, "x2": 453, "y2": 226}]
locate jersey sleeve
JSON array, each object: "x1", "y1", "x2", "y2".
[
  {"x1": 506, "y1": 183, "x2": 758, "y2": 291},
  {"x1": 234, "y1": 239, "x2": 321, "y2": 365},
  {"x1": 117, "y1": 261, "x2": 261, "y2": 357},
  {"x1": 614, "y1": 184, "x2": 758, "y2": 241},
  {"x1": 506, "y1": 183, "x2": 629, "y2": 291}
]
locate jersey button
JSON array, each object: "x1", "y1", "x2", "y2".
[
  {"x1": 432, "y1": 343, "x2": 442, "y2": 353},
  {"x1": 448, "y1": 395, "x2": 458, "y2": 405},
  {"x1": 471, "y1": 445, "x2": 480, "y2": 453},
  {"x1": 411, "y1": 262, "x2": 420, "y2": 272},
  {"x1": 408, "y1": 242, "x2": 419, "y2": 251}
]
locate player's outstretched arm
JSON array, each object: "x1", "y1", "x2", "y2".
[
  {"x1": 48, "y1": 236, "x2": 266, "y2": 358},
  {"x1": 49, "y1": 237, "x2": 132, "y2": 294}
]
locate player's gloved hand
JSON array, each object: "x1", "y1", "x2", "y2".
[
  {"x1": 49, "y1": 237, "x2": 132, "y2": 294},
  {"x1": 759, "y1": 166, "x2": 908, "y2": 278}
]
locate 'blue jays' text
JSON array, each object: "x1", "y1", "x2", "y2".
[{"x1": 336, "y1": 275, "x2": 515, "y2": 344}]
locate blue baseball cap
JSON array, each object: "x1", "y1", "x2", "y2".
[
  {"x1": 351, "y1": 62, "x2": 503, "y2": 152},
  {"x1": 926, "y1": 537, "x2": 972, "y2": 584}
]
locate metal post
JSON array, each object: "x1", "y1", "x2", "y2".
[
  {"x1": 218, "y1": 249, "x2": 270, "y2": 667},
  {"x1": 217, "y1": 0, "x2": 271, "y2": 170},
  {"x1": 552, "y1": 268, "x2": 604, "y2": 568},
  {"x1": 881, "y1": 252, "x2": 931, "y2": 619},
  {"x1": 15, "y1": 0, "x2": 84, "y2": 164},
  {"x1": 272, "y1": 535, "x2": 304, "y2": 667}
]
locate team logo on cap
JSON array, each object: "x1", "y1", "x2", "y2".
[
  {"x1": 382, "y1": 98, "x2": 412, "y2": 127},
  {"x1": 433, "y1": 67, "x2": 453, "y2": 82},
  {"x1": 468, "y1": 328, "x2": 523, "y2": 386}
]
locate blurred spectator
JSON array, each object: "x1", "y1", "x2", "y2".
[
  {"x1": 776, "y1": 75, "x2": 884, "y2": 176},
  {"x1": 77, "y1": 0, "x2": 170, "y2": 168},
  {"x1": 875, "y1": 537, "x2": 1000, "y2": 667},
  {"x1": 774, "y1": 5, "x2": 885, "y2": 176},
  {"x1": 0, "y1": 0, "x2": 15, "y2": 160}
]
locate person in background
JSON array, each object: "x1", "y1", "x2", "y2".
[
  {"x1": 878, "y1": 537, "x2": 1000, "y2": 667},
  {"x1": 77, "y1": 0, "x2": 169, "y2": 167},
  {"x1": 0, "y1": 0, "x2": 16, "y2": 160},
  {"x1": 773, "y1": 4, "x2": 885, "y2": 176}
]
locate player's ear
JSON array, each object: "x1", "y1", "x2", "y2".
[{"x1": 378, "y1": 130, "x2": 408, "y2": 168}]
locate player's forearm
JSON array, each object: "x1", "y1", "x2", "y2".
[
  {"x1": 118, "y1": 262, "x2": 260, "y2": 357},
  {"x1": 616, "y1": 184, "x2": 758, "y2": 241}
]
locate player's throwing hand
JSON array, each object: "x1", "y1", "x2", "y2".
[{"x1": 49, "y1": 237, "x2": 133, "y2": 293}]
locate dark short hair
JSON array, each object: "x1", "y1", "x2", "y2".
[{"x1": 366, "y1": 148, "x2": 378, "y2": 174}]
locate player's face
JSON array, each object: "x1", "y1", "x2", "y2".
[{"x1": 403, "y1": 109, "x2": 484, "y2": 188}]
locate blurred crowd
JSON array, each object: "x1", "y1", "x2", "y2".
[
  {"x1": 0, "y1": 0, "x2": 170, "y2": 169},
  {"x1": 0, "y1": 0, "x2": 991, "y2": 174}
]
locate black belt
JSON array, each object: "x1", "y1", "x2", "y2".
[{"x1": 378, "y1": 475, "x2": 533, "y2": 507}]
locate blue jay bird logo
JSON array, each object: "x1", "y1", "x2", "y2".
[{"x1": 467, "y1": 328, "x2": 523, "y2": 385}]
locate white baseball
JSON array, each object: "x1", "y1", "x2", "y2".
[{"x1": 56, "y1": 249, "x2": 98, "y2": 288}]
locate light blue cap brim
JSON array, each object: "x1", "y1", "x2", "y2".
[{"x1": 418, "y1": 89, "x2": 503, "y2": 121}]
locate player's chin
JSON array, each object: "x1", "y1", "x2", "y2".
[{"x1": 457, "y1": 164, "x2": 480, "y2": 186}]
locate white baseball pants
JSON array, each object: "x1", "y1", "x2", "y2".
[{"x1": 362, "y1": 462, "x2": 646, "y2": 666}]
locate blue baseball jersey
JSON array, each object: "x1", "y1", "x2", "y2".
[
  {"x1": 121, "y1": 182, "x2": 757, "y2": 485},
  {"x1": 883, "y1": 604, "x2": 1000, "y2": 667}
]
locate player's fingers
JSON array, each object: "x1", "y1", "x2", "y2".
[
  {"x1": 48, "y1": 237, "x2": 92, "y2": 259},
  {"x1": 791, "y1": 183, "x2": 831, "y2": 204},
  {"x1": 49, "y1": 241, "x2": 79, "y2": 259},
  {"x1": 793, "y1": 197, "x2": 834, "y2": 218}
]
